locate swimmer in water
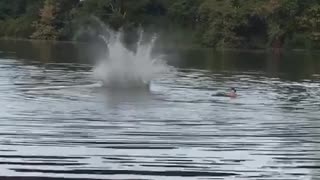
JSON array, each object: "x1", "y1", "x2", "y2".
[
  {"x1": 228, "y1": 88, "x2": 237, "y2": 98},
  {"x1": 212, "y1": 88, "x2": 237, "y2": 98}
]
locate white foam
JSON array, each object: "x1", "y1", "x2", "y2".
[{"x1": 92, "y1": 29, "x2": 172, "y2": 88}]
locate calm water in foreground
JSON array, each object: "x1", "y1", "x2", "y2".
[{"x1": 1, "y1": 40, "x2": 320, "y2": 180}]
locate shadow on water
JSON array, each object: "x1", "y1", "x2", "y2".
[
  {"x1": 0, "y1": 39, "x2": 105, "y2": 64},
  {"x1": 101, "y1": 86, "x2": 158, "y2": 106},
  {"x1": 169, "y1": 48, "x2": 320, "y2": 81},
  {"x1": 1, "y1": 39, "x2": 320, "y2": 82}
]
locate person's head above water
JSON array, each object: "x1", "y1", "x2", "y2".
[{"x1": 228, "y1": 88, "x2": 237, "y2": 98}]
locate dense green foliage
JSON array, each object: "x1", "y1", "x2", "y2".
[{"x1": 1, "y1": 0, "x2": 320, "y2": 49}]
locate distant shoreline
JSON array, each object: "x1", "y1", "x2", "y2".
[{"x1": 0, "y1": 37, "x2": 319, "y2": 53}]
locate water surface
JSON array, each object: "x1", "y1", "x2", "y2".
[{"x1": 1, "y1": 40, "x2": 320, "y2": 180}]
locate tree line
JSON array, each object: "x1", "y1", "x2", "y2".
[{"x1": 0, "y1": 0, "x2": 320, "y2": 49}]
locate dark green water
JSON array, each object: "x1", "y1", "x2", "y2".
[{"x1": 0, "y1": 40, "x2": 320, "y2": 180}]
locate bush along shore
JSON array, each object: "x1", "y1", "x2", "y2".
[{"x1": 0, "y1": 0, "x2": 320, "y2": 50}]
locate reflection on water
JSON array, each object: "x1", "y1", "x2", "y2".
[{"x1": 0, "y1": 40, "x2": 320, "y2": 179}]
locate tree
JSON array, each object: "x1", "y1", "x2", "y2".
[
  {"x1": 31, "y1": 0, "x2": 61, "y2": 40},
  {"x1": 298, "y1": 5, "x2": 320, "y2": 42},
  {"x1": 31, "y1": 0, "x2": 79, "y2": 40},
  {"x1": 0, "y1": 0, "x2": 319, "y2": 49},
  {"x1": 197, "y1": 0, "x2": 262, "y2": 48}
]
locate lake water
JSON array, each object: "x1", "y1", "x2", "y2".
[{"x1": 1, "y1": 40, "x2": 320, "y2": 180}]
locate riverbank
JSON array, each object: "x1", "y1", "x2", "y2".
[{"x1": 2, "y1": 37, "x2": 320, "y2": 54}]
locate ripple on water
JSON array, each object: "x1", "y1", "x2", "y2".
[{"x1": 1, "y1": 59, "x2": 320, "y2": 179}]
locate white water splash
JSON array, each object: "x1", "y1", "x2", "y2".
[{"x1": 92, "y1": 30, "x2": 172, "y2": 89}]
